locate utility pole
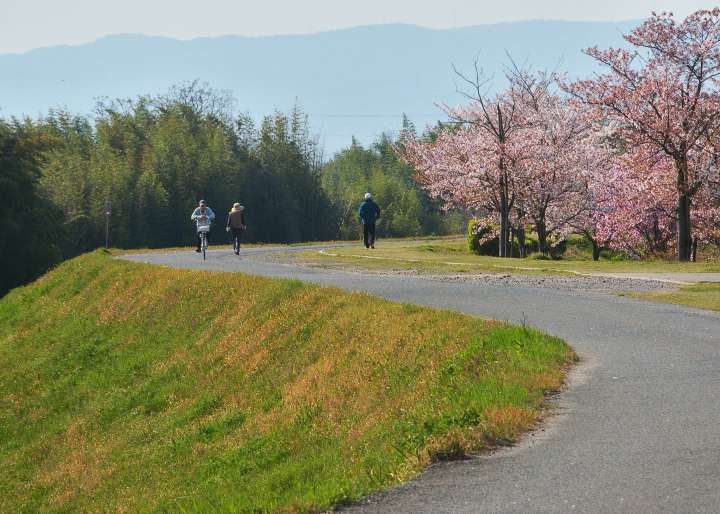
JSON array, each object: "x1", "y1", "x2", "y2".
[{"x1": 105, "y1": 200, "x2": 112, "y2": 249}]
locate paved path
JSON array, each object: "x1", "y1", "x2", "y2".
[{"x1": 121, "y1": 248, "x2": 720, "y2": 513}]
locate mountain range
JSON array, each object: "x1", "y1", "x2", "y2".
[{"x1": 0, "y1": 21, "x2": 637, "y2": 154}]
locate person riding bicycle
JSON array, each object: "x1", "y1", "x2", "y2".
[{"x1": 190, "y1": 199, "x2": 215, "y2": 252}]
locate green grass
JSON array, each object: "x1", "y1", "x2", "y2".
[
  {"x1": 631, "y1": 283, "x2": 720, "y2": 312},
  {"x1": 0, "y1": 250, "x2": 574, "y2": 513},
  {"x1": 304, "y1": 239, "x2": 720, "y2": 275},
  {"x1": 117, "y1": 235, "x2": 464, "y2": 255},
  {"x1": 117, "y1": 241, "x2": 313, "y2": 254}
]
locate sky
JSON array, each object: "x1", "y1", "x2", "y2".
[{"x1": 0, "y1": 0, "x2": 714, "y2": 54}]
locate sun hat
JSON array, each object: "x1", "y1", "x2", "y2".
[
  {"x1": 231, "y1": 203, "x2": 244, "y2": 212},
  {"x1": 364, "y1": 192, "x2": 372, "y2": 200}
]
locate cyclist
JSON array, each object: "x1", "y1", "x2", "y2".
[{"x1": 190, "y1": 199, "x2": 215, "y2": 252}]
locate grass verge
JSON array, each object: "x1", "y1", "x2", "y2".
[
  {"x1": 0, "y1": 250, "x2": 574, "y2": 513},
  {"x1": 116, "y1": 242, "x2": 299, "y2": 255},
  {"x1": 630, "y1": 283, "x2": 720, "y2": 313},
  {"x1": 115, "y1": 236, "x2": 462, "y2": 256},
  {"x1": 302, "y1": 240, "x2": 720, "y2": 275}
]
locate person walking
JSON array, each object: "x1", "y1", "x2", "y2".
[
  {"x1": 190, "y1": 199, "x2": 215, "y2": 252},
  {"x1": 226, "y1": 203, "x2": 246, "y2": 255},
  {"x1": 358, "y1": 192, "x2": 381, "y2": 249}
]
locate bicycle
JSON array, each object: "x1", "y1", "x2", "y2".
[{"x1": 197, "y1": 225, "x2": 210, "y2": 260}]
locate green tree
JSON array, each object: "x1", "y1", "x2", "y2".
[
  {"x1": 322, "y1": 133, "x2": 465, "y2": 240},
  {"x1": 0, "y1": 120, "x2": 65, "y2": 295}
]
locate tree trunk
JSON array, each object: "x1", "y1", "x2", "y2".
[
  {"x1": 499, "y1": 209, "x2": 508, "y2": 257},
  {"x1": 498, "y1": 158, "x2": 511, "y2": 258},
  {"x1": 591, "y1": 240, "x2": 601, "y2": 261},
  {"x1": 536, "y1": 221, "x2": 548, "y2": 255},
  {"x1": 675, "y1": 157, "x2": 692, "y2": 262},
  {"x1": 517, "y1": 226, "x2": 526, "y2": 257},
  {"x1": 504, "y1": 219, "x2": 512, "y2": 258},
  {"x1": 499, "y1": 186, "x2": 509, "y2": 258}
]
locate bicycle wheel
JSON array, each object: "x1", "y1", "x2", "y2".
[{"x1": 202, "y1": 233, "x2": 207, "y2": 260}]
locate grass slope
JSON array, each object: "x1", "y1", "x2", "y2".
[{"x1": 0, "y1": 251, "x2": 573, "y2": 513}]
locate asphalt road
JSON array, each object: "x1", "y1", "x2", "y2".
[{"x1": 121, "y1": 247, "x2": 720, "y2": 513}]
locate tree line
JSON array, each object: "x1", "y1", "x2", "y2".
[
  {"x1": 0, "y1": 83, "x2": 461, "y2": 295},
  {"x1": 401, "y1": 10, "x2": 720, "y2": 261},
  {"x1": 37, "y1": 84, "x2": 339, "y2": 253}
]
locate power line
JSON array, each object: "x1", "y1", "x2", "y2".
[
  {"x1": 242, "y1": 110, "x2": 445, "y2": 119},
  {"x1": 306, "y1": 113, "x2": 444, "y2": 118}
]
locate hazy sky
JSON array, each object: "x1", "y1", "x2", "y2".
[{"x1": 0, "y1": 0, "x2": 714, "y2": 54}]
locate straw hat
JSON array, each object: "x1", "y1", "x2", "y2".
[{"x1": 231, "y1": 203, "x2": 244, "y2": 212}]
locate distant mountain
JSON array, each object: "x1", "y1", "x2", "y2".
[{"x1": 0, "y1": 21, "x2": 637, "y2": 154}]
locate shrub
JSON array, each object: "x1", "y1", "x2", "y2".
[
  {"x1": 467, "y1": 220, "x2": 543, "y2": 257},
  {"x1": 548, "y1": 238, "x2": 567, "y2": 260},
  {"x1": 467, "y1": 219, "x2": 498, "y2": 256},
  {"x1": 528, "y1": 252, "x2": 553, "y2": 261}
]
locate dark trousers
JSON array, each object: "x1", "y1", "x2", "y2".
[
  {"x1": 363, "y1": 223, "x2": 376, "y2": 248},
  {"x1": 231, "y1": 228, "x2": 244, "y2": 252},
  {"x1": 196, "y1": 231, "x2": 210, "y2": 250}
]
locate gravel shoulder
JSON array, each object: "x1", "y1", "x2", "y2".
[{"x1": 245, "y1": 250, "x2": 674, "y2": 293}]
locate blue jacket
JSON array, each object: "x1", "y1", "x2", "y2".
[
  {"x1": 358, "y1": 199, "x2": 381, "y2": 225},
  {"x1": 191, "y1": 206, "x2": 215, "y2": 229}
]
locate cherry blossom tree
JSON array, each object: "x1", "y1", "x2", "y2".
[
  {"x1": 594, "y1": 148, "x2": 720, "y2": 258},
  {"x1": 402, "y1": 65, "x2": 609, "y2": 258},
  {"x1": 596, "y1": 151, "x2": 677, "y2": 256},
  {"x1": 566, "y1": 9, "x2": 720, "y2": 261},
  {"x1": 435, "y1": 61, "x2": 544, "y2": 257},
  {"x1": 511, "y1": 70, "x2": 613, "y2": 255},
  {"x1": 563, "y1": 153, "x2": 618, "y2": 261},
  {"x1": 400, "y1": 121, "x2": 526, "y2": 256}
]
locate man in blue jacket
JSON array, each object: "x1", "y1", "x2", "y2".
[{"x1": 358, "y1": 192, "x2": 381, "y2": 249}]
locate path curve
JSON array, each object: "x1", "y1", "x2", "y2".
[{"x1": 121, "y1": 247, "x2": 720, "y2": 513}]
